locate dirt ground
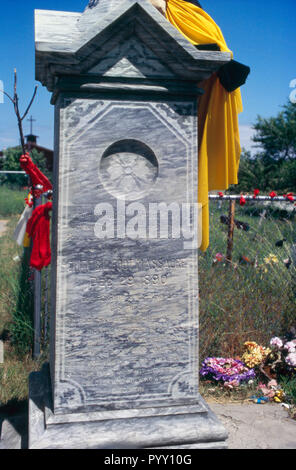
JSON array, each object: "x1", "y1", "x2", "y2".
[
  {"x1": 1, "y1": 402, "x2": 296, "y2": 449},
  {"x1": 0, "y1": 220, "x2": 8, "y2": 237}
]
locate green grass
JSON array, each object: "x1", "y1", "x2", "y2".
[
  {"x1": 279, "y1": 376, "x2": 296, "y2": 406},
  {"x1": 0, "y1": 215, "x2": 42, "y2": 406},
  {"x1": 0, "y1": 190, "x2": 295, "y2": 406},
  {"x1": 0, "y1": 216, "x2": 24, "y2": 333},
  {"x1": 0, "y1": 188, "x2": 51, "y2": 406},
  {"x1": 278, "y1": 376, "x2": 296, "y2": 419},
  {"x1": 0, "y1": 186, "x2": 27, "y2": 217},
  {"x1": 199, "y1": 200, "x2": 296, "y2": 360},
  {"x1": 0, "y1": 216, "x2": 34, "y2": 354}
]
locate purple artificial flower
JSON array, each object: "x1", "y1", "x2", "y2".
[{"x1": 200, "y1": 357, "x2": 256, "y2": 384}]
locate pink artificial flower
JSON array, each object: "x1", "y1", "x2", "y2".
[
  {"x1": 284, "y1": 341, "x2": 296, "y2": 353},
  {"x1": 270, "y1": 337, "x2": 283, "y2": 349},
  {"x1": 286, "y1": 353, "x2": 296, "y2": 367},
  {"x1": 224, "y1": 379, "x2": 240, "y2": 389},
  {"x1": 215, "y1": 253, "x2": 224, "y2": 262},
  {"x1": 258, "y1": 383, "x2": 276, "y2": 398},
  {"x1": 268, "y1": 379, "x2": 278, "y2": 389}
]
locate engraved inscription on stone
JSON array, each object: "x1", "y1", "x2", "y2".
[
  {"x1": 54, "y1": 97, "x2": 198, "y2": 412},
  {"x1": 99, "y1": 139, "x2": 159, "y2": 200}
]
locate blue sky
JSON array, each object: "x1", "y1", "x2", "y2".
[{"x1": 0, "y1": 0, "x2": 295, "y2": 152}]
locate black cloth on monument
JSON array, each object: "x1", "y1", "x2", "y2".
[
  {"x1": 195, "y1": 43, "x2": 221, "y2": 51},
  {"x1": 217, "y1": 60, "x2": 251, "y2": 92}
]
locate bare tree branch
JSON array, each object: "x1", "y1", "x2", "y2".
[
  {"x1": 0, "y1": 90, "x2": 15, "y2": 104},
  {"x1": 21, "y1": 85, "x2": 38, "y2": 121},
  {"x1": 4, "y1": 69, "x2": 38, "y2": 155}
]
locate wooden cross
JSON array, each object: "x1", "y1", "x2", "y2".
[{"x1": 27, "y1": 115, "x2": 36, "y2": 134}]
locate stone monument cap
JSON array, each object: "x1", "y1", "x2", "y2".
[{"x1": 35, "y1": 0, "x2": 231, "y2": 91}]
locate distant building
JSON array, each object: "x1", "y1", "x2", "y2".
[
  {"x1": 0, "y1": 135, "x2": 54, "y2": 171},
  {"x1": 25, "y1": 134, "x2": 54, "y2": 171}
]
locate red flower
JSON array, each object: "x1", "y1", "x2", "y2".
[
  {"x1": 269, "y1": 191, "x2": 277, "y2": 198},
  {"x1": 240, "y1": 196, "x2": 246, "y2": 206},
  {"x1": 253, "y1": 189, "x2": 260, "y2": 198},
  {"x1": 286, "y1": 194, "x2": 294, "y2": 202},
  {"x1": 218, "y1": 192, "x2": 224, "y2": 198},
  {"x1": 215, "y1": 253, "x2": 224, "y2": 262}
]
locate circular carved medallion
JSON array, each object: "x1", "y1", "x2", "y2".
[{"x1": 100, "y1": 140, "x2": 159, "y2": 201}]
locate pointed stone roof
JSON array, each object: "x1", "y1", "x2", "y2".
[{"x1": 35, "y1": 0, "x2": 230, "y2": 91}]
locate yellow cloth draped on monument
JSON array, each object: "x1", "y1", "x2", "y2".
[{"x1": 166, "y1": 0, "x2": 243, "y2": 251}]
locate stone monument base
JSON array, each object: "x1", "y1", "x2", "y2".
[{"x1": 28, "y1": 365, "x2": 228, "y2": 449}]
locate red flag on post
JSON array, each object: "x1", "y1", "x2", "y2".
[
  {"x1": 20, "y1": 153, "x2": 52, "y2": 195},
  {"x1": 25, "y1": 202, "x2": 53, "y2": 271}
]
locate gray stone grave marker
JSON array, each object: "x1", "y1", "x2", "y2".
[{"x1": 29, "y1": 0, "x2": 230, "y2": 448}]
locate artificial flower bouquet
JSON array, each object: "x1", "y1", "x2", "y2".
[
  {"x1": 200, "y1": 357, "x2": 256, "y2": 388},
  {"x1": 241, "y1": 341, "x2": 271, "y2": 369},
  {"x1": 266, "y1": 334, "x2": 296, "y2": 377}
]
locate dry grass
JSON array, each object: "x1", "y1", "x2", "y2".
[
  {"x1": 199, "y1": 380, "x2": 258, "y2": 404},
  {"x1": 0, "y1": 187, "x2": 27, "y2": 218},
  {"x1": 0, "y1": 193, "x2": 295, "y2": 406},
  {"x1": 0, "y1": 215, "x2": 22, "y2": 333},
  {"x1": 199, "y1": 201, "x2": 296, "y2": 361},
  {"x1": 0, "y1": 349, "x2": 41, "y2": 405},
  {"x1": 0, "y1": 210, "x2": 41, "y2": 406}
]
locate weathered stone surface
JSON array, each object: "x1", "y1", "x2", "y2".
[
  {"x1": 51, "y1": 92, "x2": 200, "y2": 414},
  {"x1": 35, "y1": 0, "x2": 231, "y2": 91},
  {"x1": 29, "y1": 365, "x2": 228, "y2": 449},
  {"x1": 87, "y1": 37, "x2": 175, "y2": 78},
  {"x1": 0, "y1": 409, "x2": 28, "y2": 450},
  {"x1": 3, "y1": 397, "x2": 296, "y2": 449},
  {"x1": 0, "y1": 420, "x2": 22, "y2": 449}
]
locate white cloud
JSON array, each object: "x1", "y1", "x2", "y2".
[
  {"x1": 0, "y1": 135, "x2": 18, "y2": 150},
  {"x1": 239, "y1": 124, "x2": 257, "y2": 154}
]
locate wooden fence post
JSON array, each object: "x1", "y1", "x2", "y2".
[{"x1": 33, "y1": 194, "x2": 42, "y2": 358}]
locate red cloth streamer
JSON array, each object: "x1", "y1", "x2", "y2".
[
  {"x1": 25, "y1": 202, "x2": 52, "y2": 271},
  {"x1": 20, "y1": 153, "x2": 52, "y2": 193}
]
